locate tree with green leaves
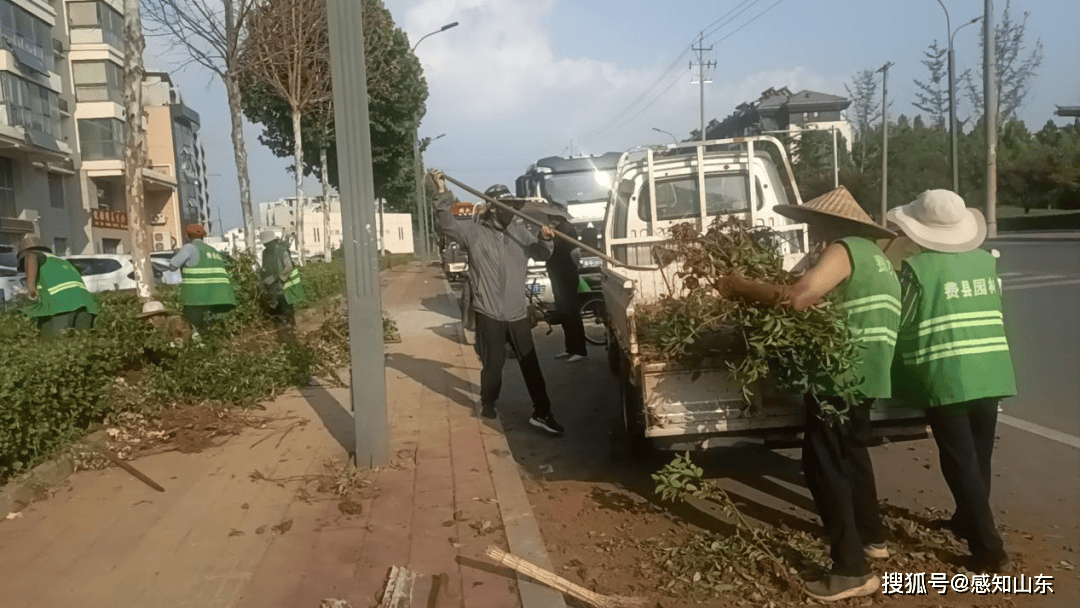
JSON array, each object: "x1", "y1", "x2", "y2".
[
  {"x1": 913, "y1": 40, "x2": 949, "y2": 129},
  {"x1": 844, "y1": 69, "x2": 882, "y2": 172},
  {"x1": 240, "y1": 0, "x2": 428, "y2": 217},
  {"x1": 961, "y1": 0, "x2": 1044, "y2": 126},
  {"x1": 239, "y1": 0, "x2": 332, "y2": 265}
]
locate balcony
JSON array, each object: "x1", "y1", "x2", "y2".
[{"x1": 91, "y1": 208, "x2": 128, "y2": 230}]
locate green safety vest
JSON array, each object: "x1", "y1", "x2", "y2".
[
  {"x1": 261, "y1": 239, "x2": 304, "y2": 304},
  {"x1": 25, "y1": 253, "x2": 99, "y2": 319},
  {"x1": 893, "y1": 250, "x2": 1017, "y2": 407},
  {"x1": 180, "y1": 242, "x2": 238, "y2": 307},
  {"x1": 821, "y1": 237, "x2": 902, "y2": 399},
  {"x1": 283, "y1": 267, "x2": 304, "y2": 304}
]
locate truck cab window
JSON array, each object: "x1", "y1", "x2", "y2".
[{"x1": 637, "y1": 174, "x2": 750, "y2": 222}]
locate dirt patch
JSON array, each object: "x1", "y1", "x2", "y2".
[{"x1": 527, "y1": 478, "x2": 1074, "y2": 608}]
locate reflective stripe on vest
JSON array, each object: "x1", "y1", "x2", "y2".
[
  {"x1": 284, "y1": 269, "x2": 301, "y2": 290},
  {"x1": 180, "y1": 242, "x2": 238, "y2": 307},
  {"x1": 25, "y1": 254, "x2": 98, "y2": 318},
  {"x1": 894, "y1": 250, "x2": 1017, "y2": 407},
  {"x1": 824, "y1": 237, "x2": 902, "y2": 399}
]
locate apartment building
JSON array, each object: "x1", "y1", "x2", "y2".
[
  {"x1": 0, "y1": 0, "x2": 81, "y2": 254},
  {"x1": 259, "y1": 196, "x2": 414, "y2": 258}
]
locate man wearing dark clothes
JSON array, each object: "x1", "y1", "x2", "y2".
[
  {"x1": 546, "y1": 216, "x2": 588, "y2": 361},
  {"x1": 429, "y1": 170, "x2": 565, "y2": 436}
]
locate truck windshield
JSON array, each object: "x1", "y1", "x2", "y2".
[
  {"x1": 541, "y1": 170, "x2": 615, "y2": 206},
  {"x1": 637, "y1": 173, "x2": 750, "y2": 222}
]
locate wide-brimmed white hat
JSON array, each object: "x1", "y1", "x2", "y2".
[
  {"x1": 887, "y1": 189, "x2": 986, "y2": 253},
  {"x1": 137, "y1": 300, "x2": 171, "y2": 318},
  {"x1": 260, "y1": 230, "x2": 278, "y2": 245}
]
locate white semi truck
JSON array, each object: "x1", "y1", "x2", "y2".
[{"x1": 601, "y1": 136, "x2": 927, "y2": 451}]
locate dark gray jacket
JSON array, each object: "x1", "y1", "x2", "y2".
[{"x1": 435, "y1": 191, "x2": 552, "y2": 322}]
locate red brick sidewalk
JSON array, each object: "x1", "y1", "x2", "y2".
[{"x1": 0, "y1": 263, "x2": 564, "y2": 608}]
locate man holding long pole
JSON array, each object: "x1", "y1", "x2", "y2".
[{"x1": 428, "y1": 170, "x2": 565, "y2": 436}]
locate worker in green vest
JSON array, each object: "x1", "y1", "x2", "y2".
[
  {"x1": 888, "y1": 190, "x2": 1015, "y2": 574},
  {"x1": 717, "y1": 186, "x2": 899, "y2": 603},
  {"x1": 17, "y1": 234, "x2": 99, "y2": 338},
  {"x1": 259, "y1": 230, "x2": 303, "y2": 327},
  {"x1": 168, "y1": 223, "x2": 237, "y2": 337}
]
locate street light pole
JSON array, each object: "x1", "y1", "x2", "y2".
[
  {"x1": 652, "y1": 127, "x2": 678, "y2": 145},
  {"x1": 412, "y1": 22, "x2": 458, "y2": 263},
  {"x1": 937, "y1": 0, "x2": 982, "y2": 194},
  {"x1": 878, "y1": 61, "x2": 895, "y2": 226}
]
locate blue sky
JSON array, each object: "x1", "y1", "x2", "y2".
[{"x1": 146, "y1": 0, "x2": 1080, "y2": 232}]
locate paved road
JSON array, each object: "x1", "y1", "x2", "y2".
[{"x1": 446, "y1": 241, "x2": 1079, "y2": 600}]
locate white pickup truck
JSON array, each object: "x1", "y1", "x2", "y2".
[{"x1": 601, "y1": 136, "x2": 926, "y2": 451}]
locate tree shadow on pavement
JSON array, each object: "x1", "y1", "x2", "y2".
[
  {"x1": 384, "y1": 352, "x2": 479, "y2": 411},
  {"x1": 298, "y1": 385, "x2": 356, "y2": 454}
]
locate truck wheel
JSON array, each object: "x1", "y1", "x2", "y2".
[
  {"x1": 580, "y1": 298, "x2": 607, "y2": 346},
  {"x1": 606, "y1": 330, "x2": 620, "y2": 375},
  {"x1": 619, "y1": 364, "x2": 649, "y2": 456}
]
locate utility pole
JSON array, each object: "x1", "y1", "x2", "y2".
[
  {"x1": 831, "y1": 125, "x2": 839, "y2": 188},
  {"x1": 123, "y1": 0, "x2": 152, "y2": 301},
  {"x1": 691, "y1": 32, "x2": 715, "y2": 141},
  {"x1": 878, "y1": 61, "x2": 894, "y2": 226},
  {"x1": 984, "y1": 0, "x2": 998, "y2": 237},
  {"x1": 326, "y1": 0, "x2": 389, "y2": 468}
]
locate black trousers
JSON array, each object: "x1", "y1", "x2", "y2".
[
  {"x1": 475, "y1": 312, "x2": 552, "y2": 416},
  {"x1": 924, "y1": 398, "x2": 1006, "y2": 562},
  {"x1": 803, "y1": 395, "x2": 884, "y2": 577},
  {"x1": 264, "y1": 294, "x2": 296, "y2": 327},
  {"x1": 549, "y1": 267, "x2": 587, "y2": 356}
]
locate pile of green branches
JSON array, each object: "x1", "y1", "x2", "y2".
[{"x1": 636, "y1": 217, "x2": 861, "y2": 411}]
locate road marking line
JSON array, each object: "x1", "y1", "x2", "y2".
[
  {"x1": 999, "y1": 414, "x2": 1080, "y2": 449},
  {"x1": 1003, "y1": 278, "x2": 1080, "y2": 291}
]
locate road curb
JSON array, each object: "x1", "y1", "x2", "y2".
[
  {"x1": 440, "y1": 277, "x2": 568, "y2": 608},
  {"x1": 0, "y1": 453, "x2": 76, "y2": 517}
]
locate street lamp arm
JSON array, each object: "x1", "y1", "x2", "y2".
[
  {"x1": 951, "y1": 16, "x2": 983, "y2": 46},
  {"x1": 935, "y1": 0, "x2": 952, "y2": 42},
  {"x1": 412, "y1": 22, "x2": 459, "y2": 51},
  {"x1": 652, "y1": 127, "x2": 678, "y2": 145}
]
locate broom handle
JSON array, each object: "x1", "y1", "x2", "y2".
[
  {"x1": 439, "y1": 173, "x2": 655, "y2": 272},
  {"x1": 484, "y1": 545, "x2": 606, "y2": 605}
]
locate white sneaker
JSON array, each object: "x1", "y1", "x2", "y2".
[
  {"x1": 554, "y1": 351, "x2": 571, "y2": 359},
  {"x1": 566, "y1": 354, "x2": 587, "y2": 363}
]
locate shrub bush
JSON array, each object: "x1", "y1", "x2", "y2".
[{"x1": 0, "y1": 255, "x2": 347, "y2": 482}]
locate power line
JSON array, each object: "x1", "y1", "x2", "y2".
[
  {"x1": 707, "y1": 0, "x2": 787, "y2": 46},
  {"x1": 702, "y1": 0, "x2": 760, "y2": 39}
]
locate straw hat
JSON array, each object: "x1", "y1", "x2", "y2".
[
  {"x1": 137, "y1": 300, "x2": 171, "y2": 318},
  {"x1": 185, "y1": 223, "x2": 207, "y2": 239},
  {"x1": 16, "y1": 233, "x2": 49, "y2": 258},
  {"x1": 887, "y1": 189, "x2": 986, "y2": 253},
  {"x1": 775, "y1": 186, "x2": 896, "y2": 239}
]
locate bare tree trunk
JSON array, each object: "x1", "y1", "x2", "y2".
[
  {"x1": 291, "y1": 106, "x2": 306, "y2": 264},
  {"x1": 123, "y1": 0, "x2": 152, "y2": 301},
  {"x1": 225, "y1": 71, "x2": 256, "y2": 252},
  {"x1": 320, "y1": 145, "x2": 331, "y2": 261}
]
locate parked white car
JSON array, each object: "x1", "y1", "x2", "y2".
[
  {"x1": 0, "y1": 252, "x2": 27, "y2": 304},
  {"x1": 65, "y1": 254, "x2": 177, "y2": 292}
]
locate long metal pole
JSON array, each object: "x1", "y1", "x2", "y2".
[
  {"x1": 831, "y1": 125, "x2": 839, "y2": 188},
  {"x1": 879, "y1": 62, "x2": 894, "y2": 225},
  {"x1": 327, "y1": 0, "x2": 389, "y2": 468},
  {"x1": 948, "y1": 44, "x2": 958, "y2": 192},
  {"x1": 699, "y1": 32, "x2": 705, "y2": 141},
  {"x1": 984, "y1": 0, "x2": 998, "y2": 237},
  {"x1": 413, "y1": 131, "x2": 428, "y2": 261}
]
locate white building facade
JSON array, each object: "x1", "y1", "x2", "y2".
[{"x1": 258, "y1": 195, "x2": 414, "y2": 258}]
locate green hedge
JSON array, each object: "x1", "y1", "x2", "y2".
[{"x1": 0, "y1": 252, "x2": 344, "y2": 482}]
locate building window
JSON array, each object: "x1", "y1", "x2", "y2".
[
  {"x1": 72, "y1": 61, "x2": 123, "y2": 103},
  {"x1": 101, "y1": 238, "x2": 120, "y2": 254},
  {"x1": 0, "y1": 0, "x2": 55, "y2": 72},
  {"x1": 67, "y1": 1, "x2": 124, "y2": 49},
  {"x1": 0, "y1": 73, "x2": 62, "y2": 137},
  {"x1": 78, "y1": 118, "x2": 124, "y2": 160},
  {"x1": 0, "y1": 156, "x2": 14, "y2": 218},
  {"x1": 53, "y1": 237, "x2": 67, "y2": 255},
  {"x1": 398, "y1": 227, "x2": 404, "y2": 240},
  {"x1": 48, "y1": 173, "x2": 64, "y2": 208}
]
